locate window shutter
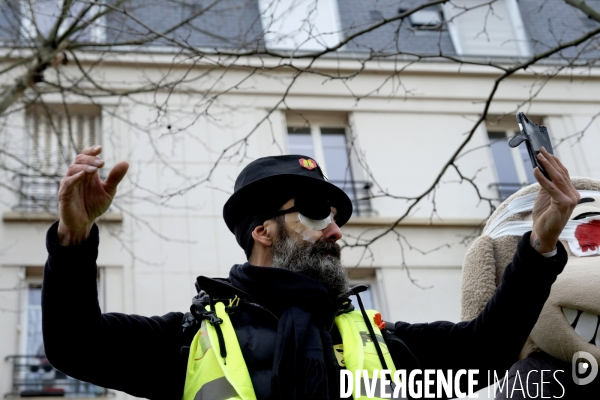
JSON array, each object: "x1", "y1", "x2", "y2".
[
  {"x1": 26, "y1": 106, "x2": 100, "y2": 174},
  {"x1": 20, "y1": 105, "x2": 101, "y2": 212}
]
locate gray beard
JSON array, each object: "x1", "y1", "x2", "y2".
[{"x1": 271, "y1": 228, "x2": 350, "y2": 298}]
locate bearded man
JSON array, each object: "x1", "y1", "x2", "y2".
[{"x1": 43, "y1": 148, "x2": 578, "y2": 400}]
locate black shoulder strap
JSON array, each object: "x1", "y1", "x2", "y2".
[{"x1": 382, "y1": 329, "x2": 421, "y2": 370}]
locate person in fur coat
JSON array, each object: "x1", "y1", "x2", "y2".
[{"x1": 461, "y1": 177, "x2": 600, "y2": 399}]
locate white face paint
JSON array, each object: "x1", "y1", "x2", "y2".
[{"x1": 284, "y1": 211, "x2": 333, "y2": 243}]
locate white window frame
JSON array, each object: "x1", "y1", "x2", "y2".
[
  {"x1": 504, "y1": 0, "x2": 531, "y2": 57},
  {"x1": 286, "y1": 122, "x2": 351, "y2": 181},
  {"x1": 258, "y1": 0, "x2": 343, "y2": 52},
  {"x1": 443, "y1": 0, "x2": 531, "y2": 57},
  {"x1": 486, "y1": 125, "x2": 539, "y2": 201},
  {"x1": 291, "y1": 124, "x2": 349, "y2": 178},
  {"x1": 348, "y1": 278, "x2": 379, "y2": 311},
  {"x1": 10, "y1": 266, "x2": 108, "y2": 397},
  {"x1": 488, "y1": 128, "x2": 532, "y2": 186},
  {"x1": 346, "y1": 268, "x2": 389, "y2": 317},
  {"x1": 18, "y1": 266, "x2": 105, "y2": 355},
  {"x1": 20, "y1": 0, "x2": 106, "y2": 43},
  {"x1": 18, "y1": 280, "x2": 43, "y2": 356},
  {"x1": 284, "y1": 111, "x2": 374, "y2": 216},
  {"x1": 403, "y1": 7, "x2": 444, "y2": 29}
]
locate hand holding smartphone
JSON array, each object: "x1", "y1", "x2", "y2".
[{"x1": 508, "y1": 113, "x2": 554, "y2": 180}]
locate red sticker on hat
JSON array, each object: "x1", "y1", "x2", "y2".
[{"x1": 299, "y1": 158, "x2": 317, "y2": 170}]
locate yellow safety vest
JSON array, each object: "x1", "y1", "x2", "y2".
[{"x1": 182, "y1": 301, "x2": 396, "y2": 400}]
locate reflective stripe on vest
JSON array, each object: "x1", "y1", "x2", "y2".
[
  {"x1": 182, "y1": 302, "x2": 256, "y2": 400},
  {"x1": 182, "y1": 305, "x2": 396, "y2": 400}
]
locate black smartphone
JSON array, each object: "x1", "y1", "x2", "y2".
[{"x1": 508, "y1": 113, "x2": 554, "y2": 180}]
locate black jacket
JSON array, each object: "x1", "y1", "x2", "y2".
[{"x1": 42, "y1": 222, "x2": 567, "y2": 399}]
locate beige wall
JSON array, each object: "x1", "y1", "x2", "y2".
[{"x1": 1, "y1": 57, "x2": 600, "y2": 398}]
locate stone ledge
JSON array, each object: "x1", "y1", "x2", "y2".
[{"x1": 2, "y1": 212, "x2": 123, "y2": 223}]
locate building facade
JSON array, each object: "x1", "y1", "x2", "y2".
[{"x1": 1, "y1": 0, "x2": 599, "y2": 398}]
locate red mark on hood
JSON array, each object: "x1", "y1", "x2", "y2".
[{"x1": 574, "y1": 220, "x2": 600, "y2": 253}]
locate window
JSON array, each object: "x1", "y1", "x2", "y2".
[
  {"x1": 258, "y1": 0, "x2": 342, "y2": 51},
  {"x1": 348, "y1": 285, "x2": 376, "y2": 310},
  {"x1": 18, "y1": 104, "x2": 101, "y2": 212},
  {"x1": 20, "y1": 0, "x2": 106, "y2": 44},
  {"x1": 0, "y1": 1, "x2": 21, "y2": 43},
  {"x1": 5, "y1": 269, "x2": 106, "y2": 397},
  {"x1": 487, "y1": 127, "x2": 536, "y2": 200},
  {"x1": 443, "y1": 0, "x2": 530, "y2": 57},
  {"x1": 346, "y1": 268, "x2": 387, "y2": 315},
  {"x1": 286, "y1": 115, "x2": 372, "y2": 216},
  {"x1": 400, "y1": 7, "x2": 444, "y2": 29},
  {"x1": 369, "y1": 10, "x2": 383, "y2": 22}
]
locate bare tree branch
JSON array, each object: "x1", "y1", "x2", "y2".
[{"x1": 565, "y1": 0, "x2": 600, "y2": 22}]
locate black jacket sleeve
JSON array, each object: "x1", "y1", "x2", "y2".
[
  {"x1": 390, "y1": 231, "x2": 567, "y2": 395},
  {"x1": 42, "y1": 221, "x2": 186, "y2": 400}
]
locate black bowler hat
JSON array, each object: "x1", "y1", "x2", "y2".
[{"x1": 223, "y1": 155, "x2": 353, "y2": 255}]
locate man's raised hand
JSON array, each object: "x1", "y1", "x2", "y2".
[
  {"x1": 530, "y1": 147, "x2": 580, "y2": 254},
  {"x1": 57, "y1": 145, "x2": 129, "y2": 245}
]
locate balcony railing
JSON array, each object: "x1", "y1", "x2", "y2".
[
  {"x1": 15, "y1": 175, "x2": 61, "y2": 213},
  {"x1": 329, "y1": 180, "x2": 373, "y2": 216},
  {"x1": 12, "y1": 175, "x2": 374, "y2": 216},
  {"x1": 14, "y1": 172, "x2": 106, "y2": 214},
  {"x1": 4, "y1": 355, "x2": 107, "y2": 398}
]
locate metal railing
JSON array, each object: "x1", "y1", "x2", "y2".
[
  {"x1": 329, "y1": 180, "x2": 373, "y2": 216},
  {"x1": 14, "y1": 172, "x2": 107, "y2": 214},
  {"x1": 4, "y1": 355, "x2": 108, "y2": 398},
  {"x1": 15, "y1": 174, "x2": 61, "y2": 213},
  {"x1": 12, "y1": 174, "x2": 374, "y2": 216}
]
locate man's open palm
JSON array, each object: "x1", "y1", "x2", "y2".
[{"x1": 57, "y1": 146, "x2": 128, "y2": 245}]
